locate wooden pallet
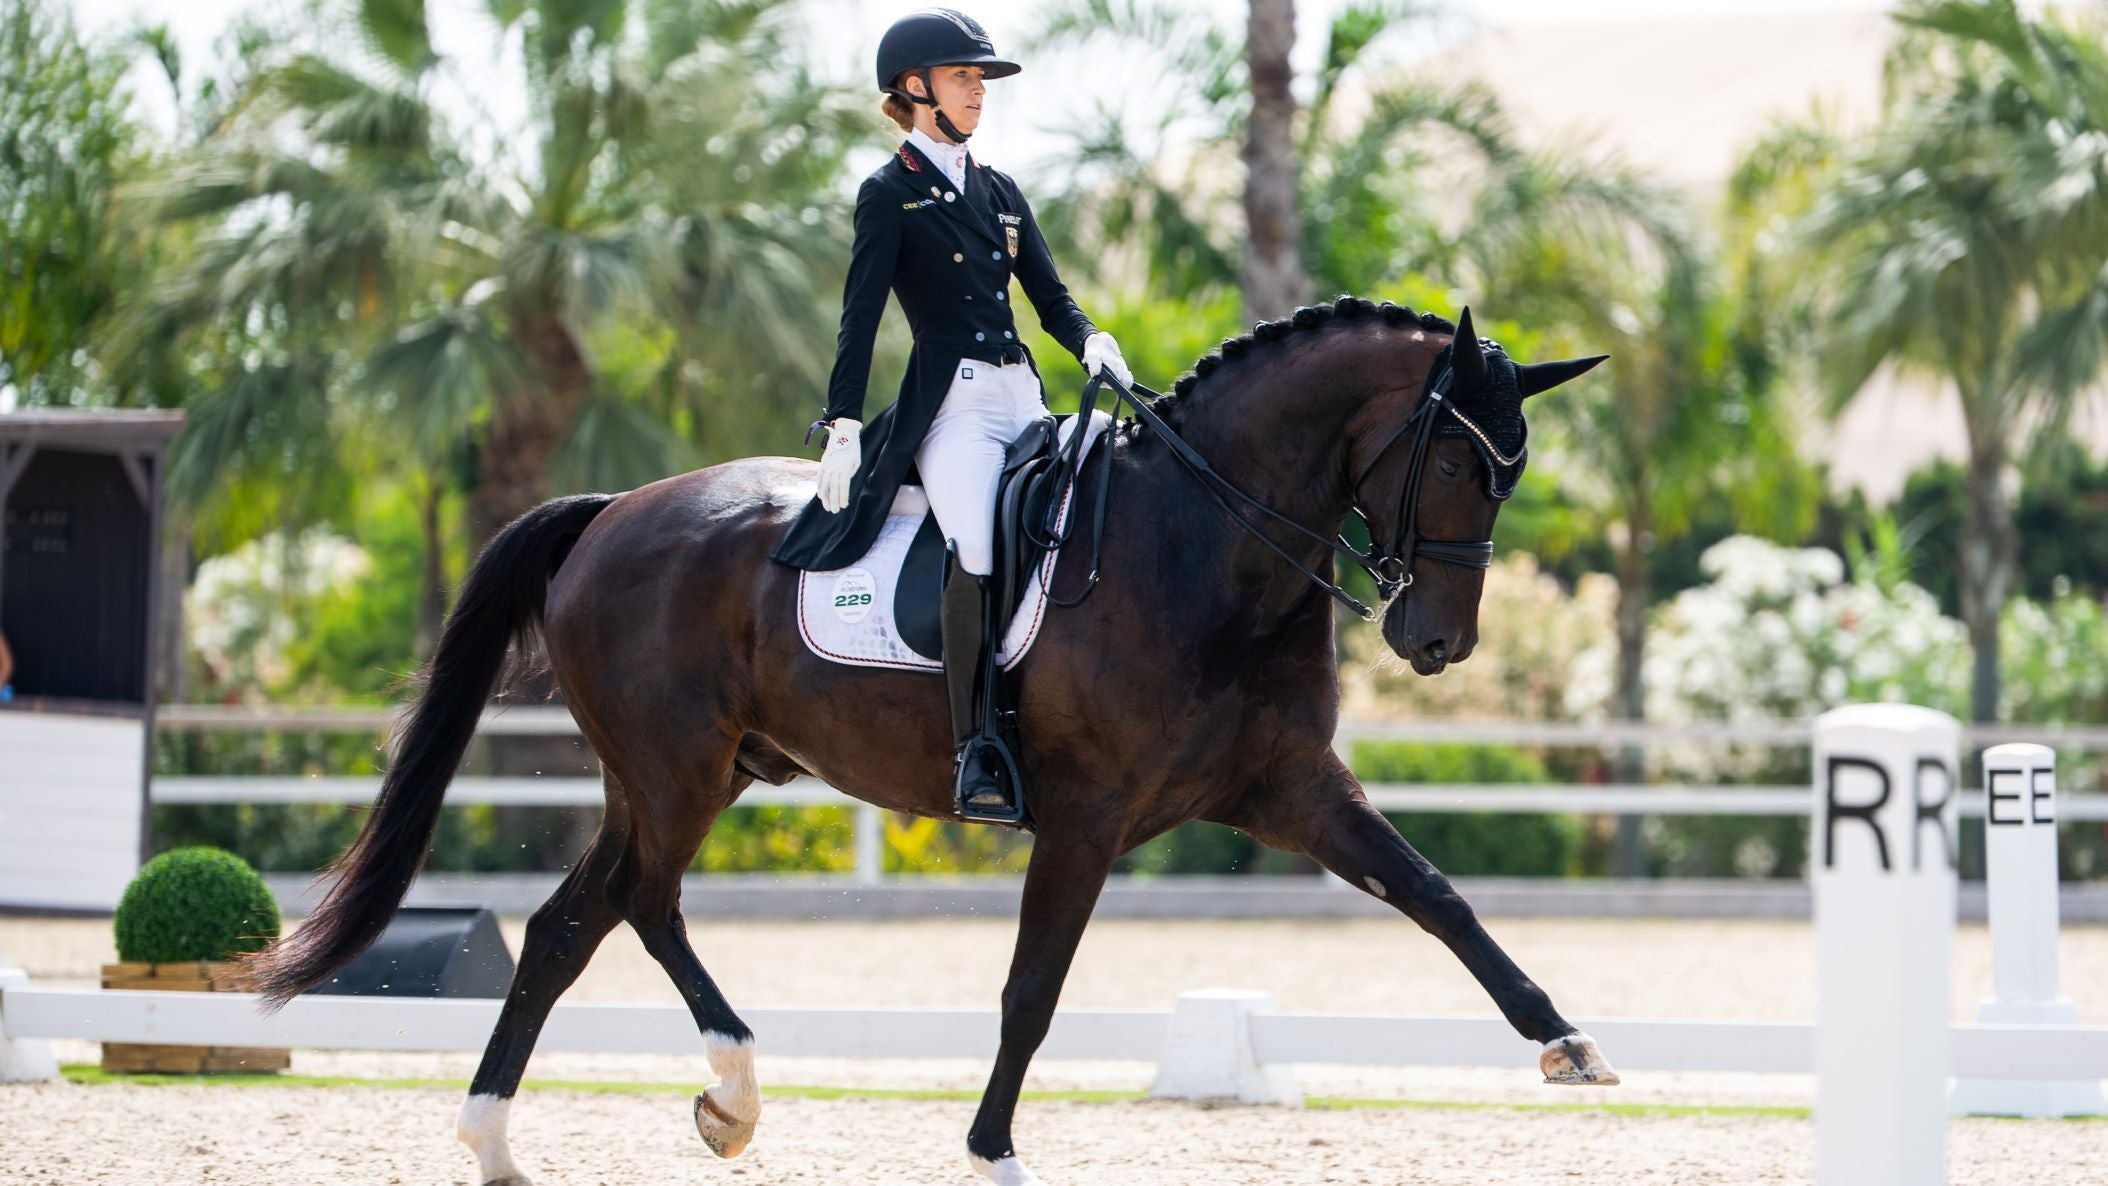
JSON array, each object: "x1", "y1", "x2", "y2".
[{"x1": 99, "y1": 962, "x2": 290, "y2": 1074}]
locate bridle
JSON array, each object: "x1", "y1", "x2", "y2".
[{"x1": 1037, "y1": 351, "x2": 1499, "y2": 621}]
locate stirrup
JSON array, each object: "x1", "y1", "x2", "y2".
[{"x1": 953, "y1": 728, "x2": 1027, "y2": 826}]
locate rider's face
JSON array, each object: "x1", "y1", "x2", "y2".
[{"x1": 911, "y1": 65, "x2": 986, "y2": 138}]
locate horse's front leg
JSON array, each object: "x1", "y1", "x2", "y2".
[
  {"x1": 967, "y1": 827, "x2": 1120, "y2": 1186},
  {"x1": 1237, "y1": 752, "x2": 1619, "y2": 1085}
]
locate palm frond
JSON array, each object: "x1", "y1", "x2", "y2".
[
  {"x1": 546, "y1": 388, "x2": 699, "y2": 493},
  {"x1": 360, "y1": 303, "x2": 520, "y2": 452},
  {"x1": 355, "y1": 0, "x2": 437, "y2": 77}
]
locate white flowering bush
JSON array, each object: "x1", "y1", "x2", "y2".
[
  {"x1": 1341, "y1": 552, "x2": 1616, "y2": 720},
  {"x1": 185, "y1": 529, "x2": 373, "y2": 698},
  {"x1": 1579, "y1": 536, "x2": 1972, "y2": 781},
  {"x1": 2002, "y1": 586, "x2": 2108, "y2": 724}
]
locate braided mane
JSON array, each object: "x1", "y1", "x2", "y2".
[{"x1": 1125, "y1": 294, "x2": 1456, "y2": 439}]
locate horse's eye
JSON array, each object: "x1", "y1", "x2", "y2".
[{"x1": 1437, "y1": 457, "x2": 1462, "y2": 478}]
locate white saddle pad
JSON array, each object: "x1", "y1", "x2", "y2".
[{"x1": 797, "y1": 411, "x2": 1111, "y2": 672}]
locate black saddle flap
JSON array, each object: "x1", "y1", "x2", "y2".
[{"x1": 895, "y1": 512, "x2": 949, "y2": 661}]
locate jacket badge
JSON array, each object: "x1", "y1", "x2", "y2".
[
  {"x1": 1005, "y1": 224, "x2": 1018, "y2": 258},
  {"x1": 898, "y1": 145, "x2": 921, "y2": 171}
]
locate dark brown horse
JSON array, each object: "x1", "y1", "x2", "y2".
[{"x1": 246, "y1": 296, "x2": 1617, "y2": 1186}]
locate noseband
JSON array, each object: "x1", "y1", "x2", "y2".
[{"x1": 1051, "y1": 357, "x2": 1497, "y2": 621}]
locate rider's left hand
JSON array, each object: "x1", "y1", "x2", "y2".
[{"x1": 1083, "y1": 331, "x2": 1132, "y2": 388}]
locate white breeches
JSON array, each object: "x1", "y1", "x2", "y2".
[{"x1": 915, "y1": 358, "x2": 1049, "y2": 576}]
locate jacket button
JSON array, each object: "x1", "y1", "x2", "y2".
[
  {"x1": 944, "y1": 192, "x2": 956, "y2": 202},
  {"x1": 996, "y1": 292, "x2": 1005, "y2": 300},
  {"x1": 1002, "y1": 330, "x2": 1012, "y2": 338},
  {"x1": 975, "y1": 332, "x2": 986, "y2": 341},
  {"x1": 990, "y1": 251, "x2": 1001, "y2": 260},
  {"x1": 953, "y1": 252, "x2": 963, "y2": 262}
]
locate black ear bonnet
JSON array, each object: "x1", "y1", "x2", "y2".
[{"x1": 1428, "y1": 338, "x2": 1528, "y2": 501}]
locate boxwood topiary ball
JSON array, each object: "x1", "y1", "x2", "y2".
[{"x1": 113, "y1": 847, "x2": 281, "y2": 964}]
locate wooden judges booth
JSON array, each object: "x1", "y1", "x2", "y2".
[{"x1": 0, "y1": 411, "x2": 184, "y2": 911}]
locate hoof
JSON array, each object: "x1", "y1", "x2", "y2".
[
  {"x1": 481, "y1": 1178, "x2": 533, "y2": 1186},
  {"x1": 694, "y1": 1089, "x2": 756, "y2": 1158},
  {"x1": 1540, "y1": 1031, "x2": 1621, "y2": 1085}
]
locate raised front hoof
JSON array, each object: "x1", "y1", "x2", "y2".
[
  {"x1": 1540, "y1": 1032, "x2": 1621, "y2": 1086},
  {"x1": 971, "y1": 1153, "x2": 1047, "y2": 1186},
  {"x1": 694, "y1": 1090, "x2": 756, "y2": 1158}
]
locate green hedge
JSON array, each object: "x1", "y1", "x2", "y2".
[
  {"x1": 113, "y1": 847, "x2": 280, "y2": 963},
  {"x1": 1351, "y1": 741, "x2": 1583, "y2": 877}
]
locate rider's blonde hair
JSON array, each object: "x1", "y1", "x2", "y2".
[{"x1": 881, "y1": 74, "x2": 916, "y2": 131}]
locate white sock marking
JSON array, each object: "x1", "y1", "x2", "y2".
[
  {"x1": 971, "y1": 1154, "x2": 1046, "y2": 1186},
  {"x1": 703, "y1": 1030, "x2": 760, "y2": 1122},
  {"x1": 457, "y1": 1094, "x2": 525, "y2": 1185}
]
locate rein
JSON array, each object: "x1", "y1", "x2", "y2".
[{"x1": 1035, "y1": 362, "x2": 1495, "y2": 621}]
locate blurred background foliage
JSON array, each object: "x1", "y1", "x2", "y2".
[{"x1": 8, "y1": 0, "x2": 2107, "y2": 879}]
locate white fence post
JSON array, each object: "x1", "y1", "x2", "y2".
[
  {"x1": 1148, "y1": 989, "x2": 1301, "y2": 1105},
  {"x1": 854, "y1": 802, "x2": 884, "y2": 885},
  {"x1": 0, "y1": 953, "x2": 60, "y2": 1084},
  {"x1": 1812, "y1": 704, "x2": 1958, "y2": 1186},
  {"x1": 1952, "y1": 744, "x2": 2104, "y2": 1117}
]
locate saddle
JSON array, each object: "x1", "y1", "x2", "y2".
[{"x1": 894, "y1": 412, "x2": 1097, "y2": 660}]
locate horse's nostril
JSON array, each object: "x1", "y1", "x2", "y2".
[{"x1": 1425, "y1": 639, "x2": 1447, "y2": 663}]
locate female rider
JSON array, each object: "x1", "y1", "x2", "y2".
[{"x1": 768, "y1": 9, "x2": 1131, "y2": 821}]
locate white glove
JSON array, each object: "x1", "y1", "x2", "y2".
[
  {"x1": 1082, "y1": 331, "x2": 1132, "y2": 387},
  {"x1": 816, "y1": 417, "x2": 861, "y2": 513}
]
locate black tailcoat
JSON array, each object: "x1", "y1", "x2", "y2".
[{"x1": 769, "y1": 140, "x2": 1097, "y2": 571}]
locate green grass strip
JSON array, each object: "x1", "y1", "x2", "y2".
[
  {"x1": 56, "y1": 1064, "x2": 1780, "y2": 1118},
  {"x1": 58, "y1": 1065, "x2": 2104, "y2": 1123}
]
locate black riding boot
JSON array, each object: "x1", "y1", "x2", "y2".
[{"x1": 941, "y1": 548, "x2": 1013, "y2": 816}]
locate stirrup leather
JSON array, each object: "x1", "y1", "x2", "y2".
[{"x1": 939, "y1": 545, "x2": 1027, "y2": 826}]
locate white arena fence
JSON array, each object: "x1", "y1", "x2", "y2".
[
  {"x1": 151, "y1": 707, "x2": 2108, "y2": 886},
  {"x1": 2, "y1": 982, "x2": 2105, "y2": 1095}
]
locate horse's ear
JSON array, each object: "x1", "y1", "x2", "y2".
[
  {"x1": 1516, "y1": 354, "x2": 1609, "y2": 399},
  {"x1": 1451, "y1": 307, "x2": 1487, "y2": 394}
]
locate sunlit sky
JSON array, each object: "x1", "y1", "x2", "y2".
[{"x1": 67, "y1": 0, "x2": 1895, "y2": 176}]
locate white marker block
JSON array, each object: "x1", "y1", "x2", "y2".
[
  {"x1": 0, "y1": 957, "x2": 60, "y2": 1084},
  {"x1": 1149, "y1": 989, "x2": 1301, "y2": 1106},
  {"x1": 1951, "y1": 745, "x2": 2104, "y2": 1117},
  {"x1": 1812, "y1": 704, "x2": 1958, "y2": 1186}
]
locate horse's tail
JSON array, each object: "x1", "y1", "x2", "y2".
[{"x1": 242, "y1": 493, "x2": 616, "y2": 1008}]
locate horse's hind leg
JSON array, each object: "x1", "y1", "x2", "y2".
[
  {"x1": 611, "y1": 753, "x2": 760, "y2": 1159},
  {"x1": 1237, "y1": 752, "x2": 1619, "y2": 1086},
  {"x1": 458, "y1": 820, "x2": 629, "y2": 1186}
]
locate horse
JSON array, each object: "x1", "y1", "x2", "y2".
[{"x1": 243, "y1": 295, "x2": 1617, "y2": 1186}]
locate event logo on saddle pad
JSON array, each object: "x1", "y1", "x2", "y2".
[
  {"x1": 831, "y1": 568, "x2": 876, "y2": 623},
  {"x1": 796, "y1": 411, "x2": 1111, "y2": 672}
]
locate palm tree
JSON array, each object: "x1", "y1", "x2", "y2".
[
  {"x1": 1027, "y1": 0, "x2": 1448, "y2": 316},
  {"x1": 1457, "y1": 152, "x2": 1812, "y2": 871},
  {"x1": 129, "y1": 0, "x2": 866, "y2": 549},
  {"x1": 1242, "y1": 0, "x2": 1304, "y2": 320},
  {"x1": 1797, "y1": 0, "x2": 2108, "y2": 722}
]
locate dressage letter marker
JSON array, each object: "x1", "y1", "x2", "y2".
[
  {"x1": 1813, "y1": 704, "x2": 1958, "y2": 1186},
  {"x1": 1951, "y1": 744, "x2": 2105, "y2": 1117}
]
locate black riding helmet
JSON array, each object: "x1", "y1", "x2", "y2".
[{"x1": 875, "y1": 9, "x2": 1019, "y2": 143}]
